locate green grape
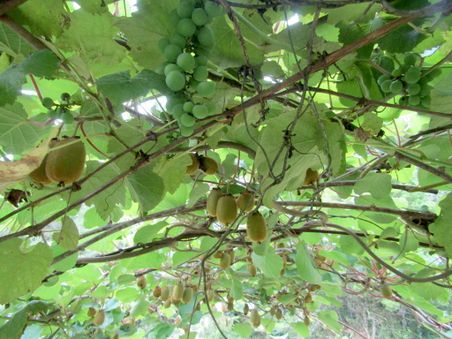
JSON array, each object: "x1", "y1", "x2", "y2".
[
  {"x1": 408, "y1": 95, "x2": 421, "y2": 106},
  {"x1": 197, "y1": 27, "x2": 214, "y2": 47},
  {"x1": 60, "y1": 92, "x2": 71, "y2": 102},
  {"x1": 420, "y1": 85, "x2": 432, "y2": 96},
  {"x1": 42, "y1": 97, "x2": 54, "y2": 109},
  {"x1": 164, "y1": 63, "x2": 181, "y2": 76},
  {"x1": 403, "y1": 66, "x2": 421, "y2": 84},
  {"x1": 177, "y1": 18, "x2": 196, "y2": 37},
  {"x1": 204, "y1": 1, "x2": 224, "y2": 17},
  {"x1": 180, "y1": 124, "x2": 194, "y2": 137},
  {"x1": 398, "y1": 96, "x2": 408, "y2": 105},
  {"x1": 378, "y1": 56, "x2": 394, "y2": 72},
  {"x1": 183, "y1": 101, "x2": 194, "y2": 112},
  {"x1": 193, "y1": 66, "x2": 208, "y2": 81},
  {"x1": 196, "y1": 55, "x2": 208, "y2": 66},
  {"x1": 406, "y1": 83, "x2": 421, "y2": 96},
  {"x1": 180, "y1": 113, "x2": 196, "y2": 127},
  {"x1": 158, "y1": 38, "x2": 170, "y2": 52},
  {"x1": 192, "y1": 8, "x2": 209, "y2": 26},
  {"x1": 389, "y1": 80, "x2": 403, "y2": 94},
  {"x1": 192, "y1": 104, "x2": 208, "y2": 119},
  {"x1": 197, "y1": 81, "x2": 216, "y2": 97},
  {"x1": 206, "y1": 102, "x2": 217, "y2": 115},
  {"x1": 155, "y1": 64, "x2": 165, "y2": 75},
  {"x1": 391, "y1": 67, "x2": 403, "y2": 77},
  {"x1": 404, "y1": 53, "x2": 418, "y2": 66},
  {"x1": 377, "y1": 74, "x2": 390, "y2": 86},
  {"x1": 171, "y1": 104, "x2": 185, "y2": 118},
  {"x1": 380, "y1": 79, "x2": 392, "y2": 93},
  {"x1": 177, "y1": 0, "x2": 195, "y2": 18},
  {"x1": 166, "y1": 95, "x2": 183, "y2": 112},
  {"x1": 177, "y1": 52, "x2": 196, "y2": 72},
  {"x1": 170, "y1": 34, "x2": 187, "y2": 48},
  {"x1": 165, "y1": 70, "x2": 186, "y2": 91},
  {"x1": 164, "y1": 44, "x2": 182, "y2": 62},
  {"x1": 421, "y1": 96, "x2": 431, "y2": 107}
]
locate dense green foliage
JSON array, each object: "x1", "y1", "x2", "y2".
[{"x1": 0, "y1": 0, "x2": 451, "y2": 338}]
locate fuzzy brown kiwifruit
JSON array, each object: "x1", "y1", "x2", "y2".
[
  {"x1": 216, "y1": 194, "x2": 237, "y2": 225},
  {"x1": 87, "y1": 307, "x2": 96, "y2": 318},
  {"x1": 220, "y1": 252, "x2": 231, "y2": 269},
  {"x1": 93, "y1": 309, "x2": 105, "y2": 326},
  {"x1": 246, "y1": 211, "x2": 267, "y2": 242},
  {"x1": 137, "y1": 275, "x2": 146, "y2": 289},
  {"x1": 29, "y1": 156, "x2": 53, "y2": 185},
  {"x1": 236, "y1": 191, "x2": 254, "y2": 212},
  {"x1": 172, "y1": 282, "x2": 184, "y2": 302},
  {"x1": 247, "y1": 263, "x2": 257, "y2": 277},
  {"x1": 382, "y1": 284, "x2": 392, "y2": 298},
  {"x1": 199, "y1": 156, "x2": 218, "y2": 174},
  {"x1": 303, "y1": 168, "x2": 319, "y2": 185},
  {"x1": 250, "y1": 309, "x2": 261, "y2": 328},
  {"x1": 45, "y1": 137, "x2": 86, "y2": 185},
  {"x1": 160, "y1": 286, "x2": 170, "y2": 301},
  {"x1": 182, "y1": 286, "x2": 193, "y2": 304},
  {"x1": 207, "y1": 188, "x2": 222, "y2": 217},
  {"x1": 153, "y1": 285, "x2": 162, "y2": 298},
  {"x1": 186, "y1": 154, "x2": 200, "y2": 175}
]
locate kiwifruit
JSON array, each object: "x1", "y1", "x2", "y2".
[
  {"x1": 163, "y1": 299, "x2": 172, "y2": 308},
  {"x1": 243, "y1": 303, "x2": 249, "y2": 315},
  {"x1": 45, "y1": 137, "x2": 86, "y2": 185},
  {"x1": 182, "y1": 286, "x2": 193, "y2": 304},
  {"x1": 207, "y1": 188, "x2": 223, "y2": 217},
  {"x1": 237, "y1": 191, "x2": 254, "y2": 212},
  {"x1": 250, "y1": 309, "x2": 261, "y2": 328},
  {"x1": 213, "y1": 251, "x2": 223, "y2": 258},
  {"x1": 303, "y1": 168, "x2": 319, "y2": 185},
  {"x1": 382, "y1": 284, "x2": 392, "y2": 298},
  {"x1": 246, "y1": 211, "x2": 267, "y2": 242},
  {"x1": 93, "y1": 309, "x2": 105, "y2": 326},
  {"x1": 227, "y1": 296, "x2": 234, "y2": 311},
  {"x1": 248, "y1": 263, "x2": 257, "y2": 277},
  {"x1": 199, "y1": 156, "x2": 218, "y2": 174},
  {"x1": 186, "y1": 154, "x2": 200, "y2": 175},
  {"x1": 87, "y1": 307, "x2": 96, "y2": 318},
  {"x1": 304, "y1": 293, "x2": 313, "y2": 303},
  {"x1": 304, "y1": 317, "x2": 310, "y2": 326},
  {"x1": 153, "y1": 285, "x2": 162, "y2": 298},
  {"x1": 29, "y1": 156, "x2": 53, "y2": 185},
  {"x1": 137, "y1": 275, "x2": 146, "y2": 289},
  {"x1": 172, "y1": 282, "x2": 184, "y2": 302},
  {"x1": 216, "y1": 195, "x2": 237, "y2": 225},
  {"x1": 160, "y1": 286, "x2": 170, "y2": 301},
  {"x1": 220, "y1": 252, "x2": 231, "y2": 269},
  {"x1": 275, "y1": 307, "x2": 283, "y2": 320}
]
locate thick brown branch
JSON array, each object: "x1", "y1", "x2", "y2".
[{"x1": 0, "y1": 0, "x2": 28, "y2": 16}]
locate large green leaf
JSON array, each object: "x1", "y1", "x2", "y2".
[{"x1": 127, "y1": 165, "x2": 165, "y2": 213}]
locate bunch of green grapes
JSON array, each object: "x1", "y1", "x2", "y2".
[
  {"x1": 376, "y1": 53, "x2": 434, "y2": 108},
  {"x1": 158, "y1": 0, "x2": 224, "y2": 136}
]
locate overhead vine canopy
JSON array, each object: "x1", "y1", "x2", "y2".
[{"x1": 0, "y1": 0, "x2": 451, "y2": 337}]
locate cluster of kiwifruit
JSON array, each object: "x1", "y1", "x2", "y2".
[
  {"x1": 186, "y1": 153, "x2": 218, "y2": 175},
  {"x1": 159, "y1": 0, "x2": 224, "y2": 136},
  {"x1": 87, "y1": 307, "x2": 105, "y2": 326},
  {"x1": 214, "y1": 249, "x2": 235, "y2": 269},
  {"x1": 153, "y1": 282, "x2": 195, "y2": 307},
  {"x1": 376, "y1": 53, "x2": 433, "y2": 107},
  {"x1": 29, "y1": 136, "x2": 86, "y2": 186},
  {"x1": 42, "y1": 93, "x2": 75, "y2": 124},
  {"x1": 207, "y1": 188, "x2": 268, "y2": 242}
]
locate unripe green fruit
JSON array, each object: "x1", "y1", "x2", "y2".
[
  {"x1": 45, "y1": 137, "x2": 86, "y2": 185},
  {"x1": 199, "y1": 156, "x2": 218, "y2": 174},
  {"x1": 158, "y1": 38, "x2": 170, "y2": 52},
  {"x1": 237, "y1": 191, "x2": 254, "y2": 212},
  {"x1": 177, "y1": 53, "x2": 196, "y2": 72},
  {"x1": 30, "y1": 156, "x2": 53, "y2": 185},
  {"x1": 216, "y1": 195, "x2": 238, "y2": 225},
  {"x1": 377, "y1": 75, "x2": 390, "y2": 86},
  {"x1": 172, "y1": 282, "x2": 184, "y2": 302},
  {"x1": 246, "y1": 211, "x2": 267, "y2": 242},
  {"x1": 404, "y1": 53, "x2": 418, "y2": 66},
  {"x1": 160, "y1": 286, "x2": 170, "y2": 301},
  {"x1": 153, "y1": 285, "x2": 162, "y2": 298},
  {"x1": 180, "y1": 113, "x2": 196, "y2": 127},
  {"x1": 42, "y1": 97, "x2": 54, "y2": 109},
  {"x1": 180, "y1": 124, "x2": 194, "y2": 137},
  {"x1": 380, "y1": 79, "x2": 392, "y2": 93},
  {"x1": 192, "y1": 104, "x2": 209, "y2": 119},
  {"x1": 398, "y1": 96, "x2": 408, "y2": 105},
  {"x1": 177, "y1": 0, "x2": 194, "y2": 18},
  {"x1": 196, "y1": 55, "x2": 208, "y2": 66},
  {"x1": 378, "y1": 56, "x2": 394, "y2": 72},
  {"x1": 408, "y1": 95, "x2": 421, "y2": 106},
  {"x1": 165, "y1": 70, "x2": 186, "y2": 91},
  {"x1": 205, "y1": 1, "x2": 224, "y2": 17},
  {"x1": 170, "y1": 34, "x2": 187, "y2": 48},
  {"x1": 193, "y1": 66, "x2": 209, "y2": 81},
  {"x1": 220, "y1": 252, "x2": 231, "y2": 269},
  {"x1": 391, "y1": 67, "x2": 403, "y2": 77},
  {"x1": 182, "y1": 286, "x2": 193, "y2": 304},
  {"x1": 164, "y1": 63, "x2": 181, "y2": 76},
  {"x1": 407, "y1": 83, "x2": 421, "y2": 96},
  {"x1": 403, "y1": 66, "x2": 421, "y2": 84},
  {"x1": 389, "y1": 80, "x2": 403, "y2": 94},
  {"x1": 421, "y1": 96, "x2": 431, "y2": 107},
  {"x1": 250, "y1": 309, "x2": 261, "y2": 328},
  {"x1": 93, "y1": 309, "x2": 105, "y2": 326},
  {"x1": 197, "y1": 26, "x2": 214, "y2": 47},
  {"x1": 164, "y1": 44, "x2": 182, "y2": 62},
  {"x1": 207, "y1": 188, "x2": 223, "y2": 216},
  {"x1": 171, "y1": 104, "x2": 185, "y2": 119},
  {"x1": 192, "y1": 8, "x2": 208, "y2": 26},
  {"x1": 177, "y1": 18, "x2": 196, "y2": 37},
  {"x1": 183, "y1": 101, "x2": 194, "y2": 112},
  {"x1": 197, "y1": 81, "x2": 216, "y2": 97},
  {"x1": 186, "y1": 154, "x2": 200, "y2": 175}
]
